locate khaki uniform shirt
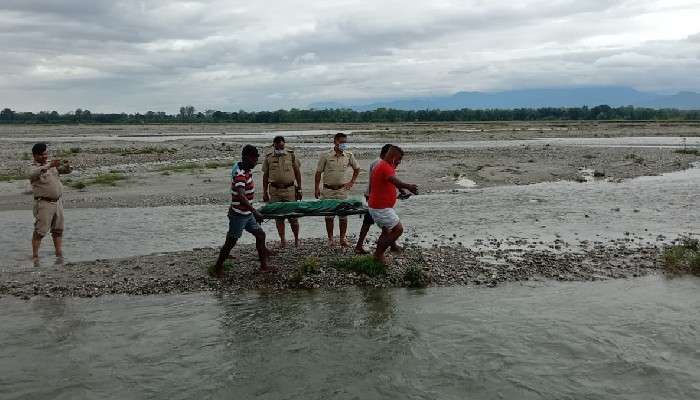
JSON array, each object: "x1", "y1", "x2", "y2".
[
  {"x1": 28, "y1": 162, "x2": 63, "y2": 200},
  {"x1": 262, "y1": 147, "x2": 300, "y2": 186},
  {"x1": 316, "y1": 150, "x2": 360, "y2": 186}
]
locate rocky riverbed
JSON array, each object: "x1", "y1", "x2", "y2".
[{"x1": 0, "y1": 236, "x2": 672, "y2": 299}]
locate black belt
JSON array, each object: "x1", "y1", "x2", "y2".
[
  {"x1": 324, "y1": 184, "x2": 345, "y2": 190},
  {"x1": 270, "y1": 182, "x2": 295, "y2": 189},
  {"x1": 35, "y1": 196, "x2": 60, "y2": 202}
]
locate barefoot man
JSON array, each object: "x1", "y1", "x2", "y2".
[
  {"x1": 314, "y1": 132, "x2": 360, "y2": 247},
  {"x1": 354, "y1": 143, "x2": 404, "y2": 254},
  {"x1": 262, "y1": 136, "x2": 302, "y2": 247},
  {"x1": 212, "y1": 145, "x2": 273, "y2": 277},
  {"x1": 367, "y1": 146, "x2": 418, "y2": 264},
  {"x1": 29, "y1": 143, "x2": 71, "y2": 262}
]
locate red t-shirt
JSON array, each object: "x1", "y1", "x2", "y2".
[{"x1": 368, "y1": 160, "x2": 397, "y2": 209}]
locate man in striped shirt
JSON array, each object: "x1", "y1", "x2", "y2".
[{"x1": 212, "y1": 145, "x2": 273, "y2": 277}]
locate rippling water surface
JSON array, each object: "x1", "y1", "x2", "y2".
[{"x1": 1, "y1": 276, "x2": 699, "y2": 399}]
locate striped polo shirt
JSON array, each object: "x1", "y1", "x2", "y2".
[{"x1": 230, "y1": 162, "x2": 255, "y2": 215}]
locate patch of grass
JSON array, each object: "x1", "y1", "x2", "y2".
[
  {"x1": 157, "y1": 160, "x2": 230, "y2": 173},
  {"x1": 624, "y1": 153, "x2": 645, "y2": 164},
  {"x1": 674, "y1": 149, "x2": 699, "y2": 156},
  {"x1": 157, "y1": 162, "x2": 201, "y2": 173},
  {"x1": 0, "y1": 174, "x2": 25, "y2": 182},
  {"x1": 403, "y1": 265, "x2": 430, "y2": 288},
  {"x1": 68, "y1": 172, "x2": 126, "y2": 189},
  {"x1": 116, "y1": 146, "x2": 178, "y2": 156},
  {"x1": 57, "y1": 147, "x2": 82, "y2": 157},
  {"x1": 204, "y1": 161, "x2": 229, "y2": 169},
  {"x1": 299, "y1": 257, "x2": 321, "y2": 275},
  {"x1": 663, "y1": 237, "x2": 700, "y2": 275},
  {"x1": 333, "y1": 255, "x2": 386, "y2": 277}
]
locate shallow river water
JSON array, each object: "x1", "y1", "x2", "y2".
[
  {"x1": 1, "y1": 164, "x2": 698, "y2": 266},
  {"x1": 1, "y1": 276, "x2": 699, "y2": 399}
]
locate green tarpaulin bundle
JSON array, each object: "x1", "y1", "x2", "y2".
[{"x1": 259, "y1": 199, "x2": 367, "y2": 218}]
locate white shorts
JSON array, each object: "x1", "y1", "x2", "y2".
[{"x1": 368, "y1": 208, "x2": 400, "y2": 230}]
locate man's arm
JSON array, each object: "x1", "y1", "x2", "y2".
[
  {"x1": 57, "y1": 162, "x2": 72, "y2": 175},
  {"x1": 344, "y1": 153, "x2": 360, "y2": 189},
  {"x1": 236, "y1": 186, "x2": 263, "y2": 221},
  {"x1": 293, "y1": 161, "x2": 303, "y2": 200},
  {"x1": 388, "y1": 176, "x2": 418, "y2": 194},
  {"x1": 314, "y1": 155, "x2": 325, "y2": 198},
  {"x1": 28, "y1": 165, "x2": 46, "y2": 181},
  {"x1": 314, "y1": 171, "x2": 322, "y2": 199},
  {"x1": 262, "y1": 171, "x2": 270, "y2": 202}
]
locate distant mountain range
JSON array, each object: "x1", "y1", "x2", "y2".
[{"x1": 310, "y1": 86, "x2": 700, "y2": 110}]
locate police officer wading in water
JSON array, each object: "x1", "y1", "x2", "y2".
[
  {"x1": 262, "y1": 136, "x2": 303, "y2": 247},
  {"x1": 314, "y1": 132, "x2": 360, "y2": 247}
]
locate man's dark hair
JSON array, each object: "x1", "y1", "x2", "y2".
[
  {"x1": 273, "y1": 136, "x2": 285, "y2": 144},
  {"x1": 32, "y1": 143, "x2": 47, "y2": 155},
  {"x1": 242, "y1": 144, "x2": 259, "y2": 158},
  {"x1": 390, "y1": 145, "x2": 404, "y2": 156},
  {"x1": 379, "y1": 143, "x2": 392, "y2": 157},
  {"x1": 334, "y1": 132, "x2": 347, "y2": 141}
]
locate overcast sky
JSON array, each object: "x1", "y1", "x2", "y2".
[{"x1": 1, "y1": 0, "x2": 699, "y2": 112}]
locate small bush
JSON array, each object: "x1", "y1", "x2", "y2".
[
  {"x1": 674, "y1": 149, "x2": 699, "y2": 156},
  {"x1": 404, "y1": 265, "x2": 430, "y2": 288},
  {"x1": 663, "y1": 237, "x2": 700, "y2": 275},
  {"x1": 334, "y1": 256, "x2": 386, "y2": 277},
  {"x1": 299, "y1": 257, "x2": 321, "y2": 275}
]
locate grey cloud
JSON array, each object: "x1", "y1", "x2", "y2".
[{"x1": 1, "y1": 0, "x2": 699, "y2": 112}]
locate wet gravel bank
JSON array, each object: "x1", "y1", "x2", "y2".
[{"x1": 0, "y1": 237, "x2": 667, "y2": 299}]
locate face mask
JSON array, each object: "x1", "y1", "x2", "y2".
[
  {"x1": 274, "y1": 149, "x2": 285, "y2": 156},
  {"x1": 338, "y1": 143, "x2": 348, "y2": 152}
]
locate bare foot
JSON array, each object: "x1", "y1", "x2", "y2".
[
  {"x1": 327, "y1": 239, "x2": 335, "y2": 247},
  {"x1": 208, "y1": 265, "x2": 224, "y2": 279},
  {"x1": 259, "y1": 265, "x2": 278, "y2": 273},
  {"x1": 354, "y1": 247, "x2": 369, "y2": 255},
  {"x1": 339, "y1": 239, "x2": 350, "y2": 248},
  {"x1": 374, "y1": 255, "x2": 387, "y2": 265},
  {"x1": 294, "y1": 238, "x2": 301, "y2": 247},
  {"x1": 390, "y1": 244, "x2": 403, "y2": 253},
  {"x1": 278, "y1": 240, "x2": 287, "y2": 249}
]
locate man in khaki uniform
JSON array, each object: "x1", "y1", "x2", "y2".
[
  {"x1": 28, "y1": 143, "x2": 71, "y2": 262},
  {"x1": 262, "y1": 136, "x2": 303, "y2": 247},
  {"x1": 314, "y1": 132, "x2": 360, "y2": 247}
]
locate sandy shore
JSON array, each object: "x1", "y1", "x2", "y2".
[{"x1": 0, "y1": 235, "x2": 670, "y2": 299}]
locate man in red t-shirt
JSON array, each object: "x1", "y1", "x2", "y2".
[{"x1": 367, "y1": 145, "x2": 418, "y2": 263}]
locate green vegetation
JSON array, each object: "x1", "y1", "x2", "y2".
[
  {"x1": 291, "y1": 257, "x2": 322, "y2": 284},
  {"x1": 674, "y1": 149, "x2": 699, "y2": 155},
  {"x1": 57, "y1": 147, "x2": 82, "y2": 157},
  {"x1": 2, "y1": 105, "x2": 700, "y2": 124},
  {"x1": 157, "y1": 160, "x2": 230, "y2": 173},
  {"x1": 403, "y1": 265, "x2": 431, "y2": 288},
  {"x1": 21, "y1": 152, "x2": 31, "y2": 160},
  {"x1": 67, "y1": 172, "x2": 126, "y2": 189},
  {"x1": 116, "y1": 146, "x2": 178, "y2": 156},
  {"x1": 0, "y1": 173, "x2": 24, "y2": 182},
  {"x1": 663, "y1": 237, "x2": 700, "y2": 275},
  {"x1": 333, "y1": 256, "x2": 386, "y2": 277},
  {"x1": 625, "y1": 153, "x2": 645, "y2": 164}
]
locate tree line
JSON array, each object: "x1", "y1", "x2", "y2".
[{"x1": 2, "y1": 105, "x2": 699, "y2": 124}]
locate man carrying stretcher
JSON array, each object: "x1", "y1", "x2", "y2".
[{"x1": 367, "y1": 145, "x2": 418, "y2": 264}]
